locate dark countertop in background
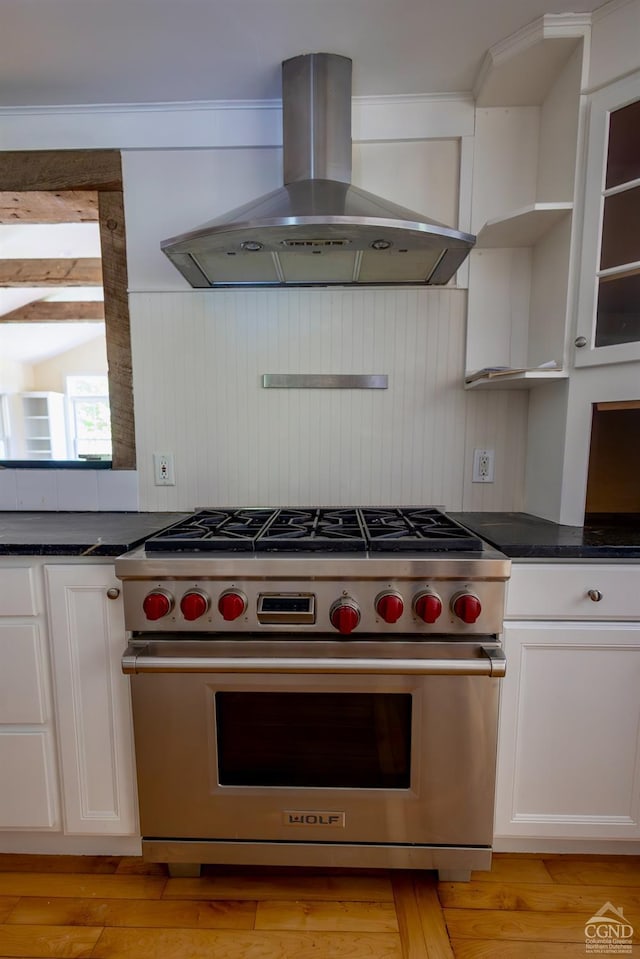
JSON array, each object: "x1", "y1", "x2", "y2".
[
  {"x1": 0, "y1": 512, "x2": 189, "y2": 556},
  {"x1": 452, "y1": 512, "x2": 640, "y2": 559},
  {"x1": 0, "y1": 510, "x2": 639, "y2": 559}
]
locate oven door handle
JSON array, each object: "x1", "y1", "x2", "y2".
[{"x1": 122, "y1": 645, "x2": 506, "y2": 677}]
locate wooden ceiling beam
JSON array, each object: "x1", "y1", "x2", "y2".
[
  {"x1": 0, "y1": 151, "x2": 122, "y2": 192},
  {"x1": 0, "y1": 258, "x2": 103, "y2": 286},
  {"x1": 0, "y1": 301, "x2": 105, "y2": 322},
  {"x1": 0, "y1": 191, "x2": 98, "y2": 224}
]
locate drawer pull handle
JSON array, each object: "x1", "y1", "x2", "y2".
[
  {"x1": 107, "y1": 587, "x2": 121, "y2": 600},
  {"x1": 587, "y1": 588, "x2": 603, "y2": 602}
]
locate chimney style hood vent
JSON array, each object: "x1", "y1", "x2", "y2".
[{"x1": 161, "y1": 53, "x2": 475, "y2": 288}]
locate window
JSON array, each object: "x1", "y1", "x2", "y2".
[{"x1": 67, "y1": 375, "x2": 112, "y2": 460}]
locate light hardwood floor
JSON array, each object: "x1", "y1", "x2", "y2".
[{"x1": 0, "y1": 853, "x2": 637, "y2": 958}]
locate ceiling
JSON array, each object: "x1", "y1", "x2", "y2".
[{"x1": 0, "y1": 0, "x2": 605, "y2": 108}]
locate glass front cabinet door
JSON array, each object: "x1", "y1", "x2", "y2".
[{"x1": 575, "y1": 73, "x2": 640, "y2": 366}]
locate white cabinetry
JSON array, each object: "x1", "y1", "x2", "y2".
[
  {"x1": 0, "y1": 559, "x2": 138, "y2": 849},
  {"x1": 21, "y1": 392, "x2": 68, "y2": 460},
  {"x1": 574, "y1": 71, "x2": 640, "y2": 367},
  {"x1": 466, "y1": 18, "x2": 587, "y2": 390},
  {"x1": 45, "y1": 564, "x2": 138, "y2": 836},
  {"x1": 0, "y1": 563, "x2": 59, "y2": 830},
  {"x1": 495, "y1": 563, "x2": 640, "y2": 844}
]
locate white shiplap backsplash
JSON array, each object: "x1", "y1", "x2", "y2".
[{"x1": 131, "y1": 289, "x2": 527, "y2": 512}]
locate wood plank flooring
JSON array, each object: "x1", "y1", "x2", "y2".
[{"x1": 0, "y1": 853, "x2": 636, "y2": 957}]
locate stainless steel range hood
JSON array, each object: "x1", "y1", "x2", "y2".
[{"x1": 161, "y1": 53, "x2": 475, "y2": 288}]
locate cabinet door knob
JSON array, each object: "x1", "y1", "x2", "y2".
[
  {"x1": 587, "y1": 588, "x2": 603, "y2": 602},
  {"x1": 574, "y1": 336, "x2": 588, "y2": 348},
  {"x1": 106, "y1": 587, "x2": 121, "y2": 600}
]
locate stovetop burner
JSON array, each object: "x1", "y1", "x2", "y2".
[
  {"x1": 144, "y1": 507, "x2": 482, "y2": 554},
  {"x1": 360, "y1": 508, "x2": 481, "y2": 551}
]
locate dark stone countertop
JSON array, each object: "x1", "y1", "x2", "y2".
[
  {"x1": 1, "y1": 509, "x2": 639, "y2": 560},
  {"x1": 451, "y1": 512, "x2": 640, "y2": 559},
  {"x1": 0, "y1": 512, "x2": 189, "y2": 556}
]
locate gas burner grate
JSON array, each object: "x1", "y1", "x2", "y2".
[
  {"x1": 256, "y1": 509, "x2": 366, "y2": 552},
  {"x1": 144, "y1": 508, "x2": 278, "y2": 552},
  {"x1": 144, "y1": 506, "x2": 482, "y2": 553},
  {"x1": 360, "y1": 508, "x2": 482, "y2": 552}
]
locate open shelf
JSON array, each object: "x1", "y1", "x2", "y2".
[
  {"x1": 476, "y1": 203, "x2": 573, "y2": 248},
  {"x1": 465, "y1": 370, "x2": 568, "y2": 390}
]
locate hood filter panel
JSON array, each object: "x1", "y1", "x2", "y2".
[{"x1": 279, "y1": 251, "x2": 356, "y2": 284}]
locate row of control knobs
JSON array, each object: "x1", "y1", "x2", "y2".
[
  {"x1": 143, "y1": 588, "x2": 243, "y2": 623},
  {"x1": 142, "y1": 588, "x2": 482, "y2": 633},
  {"x1": 329, "y1": 590, "x2": 481, "y2": 633}
]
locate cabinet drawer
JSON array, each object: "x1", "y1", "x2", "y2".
[
  {"x1": 0, "y1": 625, "x2": 47, "y2": 723},
  {"x1": 506, "y1": 563, "x2": 640, "y2": 620},
  {"x1": 0, "y1": 567, "x2": 37, "y2": 615},
  {"x1": 0, "y1": 731, "x2": 58, "y2": 828}
]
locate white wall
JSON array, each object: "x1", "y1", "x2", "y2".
[
  {"x1": 0, "y1": 356, "x2": 31, "y2": 393},
  {"x1": 32, "y1": 336, "x2": 107, "y2": 392},
  {"x1": 131, "y1": 289, "x2": 527, "y2": 511},
  {"x1": 123, "y1": 134, "x2": 528, "y2": 513}
]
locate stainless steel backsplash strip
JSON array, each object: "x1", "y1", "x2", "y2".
[{"x1": 262, "y1": 374, "x2": 388, "y2": 389}]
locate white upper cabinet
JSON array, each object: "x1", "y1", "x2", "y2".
[
  {"x1": 574, "y1": 71, "x2": 640, "y2": 367},
  {"x1": 466, "y1": 17, "x2": 588, "y2": 390}
]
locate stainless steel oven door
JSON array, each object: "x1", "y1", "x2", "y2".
[{"x1": 123, "y1": 638, "x2": 504, "y2": 848}]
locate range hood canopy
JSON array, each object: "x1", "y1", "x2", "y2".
[{"x1": 161, "y1": 53, "x2": 475, "y2": 288}]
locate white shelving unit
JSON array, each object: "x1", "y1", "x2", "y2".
[
  {"x1": 465, "y1": 15, "x2": 588, "y2": 391},
  {"x1": 21, "y1": 392, "x2": 68, "y2": 460},
  {"x1": 465, "y1": 370, "x2": 568, "y2": 391},
  {"x1": 476, "y1": 202, "x2": 573, "y2": 248}
]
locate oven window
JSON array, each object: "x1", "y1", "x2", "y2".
[{"x1": 215, "y1": 692, "x2": 412, "y2": 789}]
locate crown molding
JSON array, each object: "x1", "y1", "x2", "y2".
[
  {"x1": 0, "y1": 92, "x2": 475, "y2": 150},
  {"x1": 0, "y1": 97, "x2": 282, "y2": 116}
]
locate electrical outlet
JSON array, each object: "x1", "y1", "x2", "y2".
[
  {"x1": 153, "y1": 452, "x2": 175, "y2": 486},
  {"x1": 472, "y1": 448, "x2": 495, "y2": 483}
]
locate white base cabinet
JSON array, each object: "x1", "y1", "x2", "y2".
[
  {"x1": 495, "y1": 621, "x2": 640, "y2": 839},
  {"x1": 0, "y1": 565, "x2": 59, "y2": 830},
  {"x1": 495, "y1": 563, "x2": 640, "y2": 843},
  {"x1": 0, "y1": 558, "x2": 138, "y2": 847},
  {"x1": 45, "y1": 564, "x2": 138, "y2": 836}
]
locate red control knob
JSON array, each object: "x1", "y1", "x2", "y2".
[
  {"x1": 180, "y1": 590, "x2": 209, "y2": 621},
  {"x1": 414, "y1": 591, "x2": 443, "y2": 624},
  {"x1": 218, "y1": 590, "x2": 246, "y2": 621},
  {"x1": 376, "y1": 592, "x2": 404, "y2": 624},
  {"x1": 330, "y1": 600, "x2": 360, "y2": 635},
  {"x1": 142, "y1": 590, "x2": 173, "y2": 621},
  {"x1": 452, "y1": 592, "x2": 482, "y2": 624}
]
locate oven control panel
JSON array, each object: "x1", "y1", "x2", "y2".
[{"x1": 123, "y1": 578, "x2": 506, "y2": 635}]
